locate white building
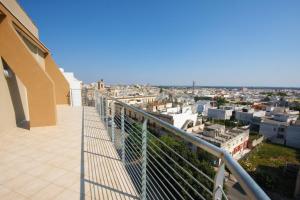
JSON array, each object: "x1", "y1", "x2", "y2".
[
  {"x1": 61, "y1": 69, "x2": 82, "y2": 106},
  {"x1": 273, "y1": 112, "x2": 299, "y2": 123},
  {"x1": 259, "y1": 119, "x2": 288, "y2": 139},
  {"x1": 162, "y1": 106, "x2": 198, "y2": 129},
  {"x1": 207, "y1": 108, "x2": 233, "y2": 120},
  {"x1": 266, "y1": 106, "x2": 299, "y2": 123},
  {"x1": 197, "y1": 124, "x2": 249, "y2": 159},
  {"x1": 286, "y1": 121, "x2": 300, "y2": 149},
  {"x1": 235, "y1": 110, "x2": 266, "y2": 124},
  {"x1": 195, "y1": 100, "x2": 211, "y2": 116}
]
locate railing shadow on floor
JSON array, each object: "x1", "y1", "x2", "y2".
[{"x1": 80, "y1": 106, "x2": 139, "y2": 200}]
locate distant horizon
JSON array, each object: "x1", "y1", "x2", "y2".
[{"x1": 95, "y1": 82, "x2": 300, "y2": 89}]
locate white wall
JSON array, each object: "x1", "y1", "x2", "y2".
[
  {"x1": 62, "y1": 70, "x2": 82, "y2": 106},
  {"x1": 208, "y1": 108, "x2": 232, "y2": 120},
  {"x1": 195, "y1": 101, "x2": 211, "y2": 116},
  {"x1": 171, "y1": 113, "x2": 198, "y2": 129},
  {"x1": 259, "y1": 122, "x2": 287, "y2": 139},
  {"x1": 235, "y1": 112, "x2": 253, "y2": 123},
  {"x1": 286, "y1": 125, "x2": 300, "y2": 149}
]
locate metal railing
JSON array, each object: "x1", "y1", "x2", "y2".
[{"x1": 94, "y1": 91, "x2": 270, "y2": 200}]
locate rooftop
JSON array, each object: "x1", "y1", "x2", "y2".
[
  {"x1": 0, "y1": 106, "x2": 137, "y2": 200},
  {"x1": 262, "y1": 118, "x2": 289, "y2": 126}
]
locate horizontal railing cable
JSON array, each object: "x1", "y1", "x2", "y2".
[
  {"x1": 147, "y1": 145, "x2": 206, "y2": 200},
  {"x1": 114, "y1": 106, "x2": 214, "y2": 200},
  {"x1": 93, "y1": 93, "x2": 271, "y2": 200},
  {"x1": 146, "y1": 164, "x2": 178, "y2": 200},
  {"x1": 147, "y1": 130, "x2": 214, "y2": 183},
  {"x1": 147, "y1": 137, "x2": 213, "y2": 196},
  {"x1": 146, "y1": 172, "x2": 171, "y2": 200},
  {"x1": 146, "y1": 154, "x2": 188, "y2": 200}
]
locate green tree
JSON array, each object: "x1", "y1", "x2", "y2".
[
  {"x1": 215, "y1": 97, "x2": 228, "y2": 108},
  {"x1": 262, "y1": 96, "x2": 271, "y2": 102},
  {"x1": 194, "y1": 96, "x2": 212, "y2": 102},
  {"x1": 124, "y1": 121, "x2": 216, "y2": 199},
  {"x1": 277, "y1": 92, "x2": 287, "y2": 97},
  {"x1": 149, "y1": 135, "x2": 215, "y2": 200}
]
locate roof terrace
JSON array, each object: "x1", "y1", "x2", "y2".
[{"x1": 0, "y1": 105, "x2": 137, "y2": 200}]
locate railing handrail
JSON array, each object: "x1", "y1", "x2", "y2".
[{"x1": 106, "y1": 94, "x2": 270, "y2": 200}]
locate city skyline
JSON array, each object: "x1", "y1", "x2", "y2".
[{"x1": 19, "y1": 0, "x2": 300, "y2": 87}]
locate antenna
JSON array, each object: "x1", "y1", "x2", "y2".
[{"x1": 192, "y1": 81, "x2": 195, "y2": 94}]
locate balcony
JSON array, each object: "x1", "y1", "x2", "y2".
[
  {"x1": 0, "y1": 91, "x2": 270, "y2": 200},
  {"x1": 0, "y1": 105, "x2": 138, "y2": 200}
]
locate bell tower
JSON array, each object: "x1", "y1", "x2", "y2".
[{"x1": 97, "y1": 79, "x2": 105, "y2": 92}]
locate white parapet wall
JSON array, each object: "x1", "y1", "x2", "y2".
[{"x1": 60, "y1": 68, "x2": 82, "y2": 106}]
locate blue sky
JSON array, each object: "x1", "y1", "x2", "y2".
[{"x1": 19, "y1": 0, "x2": 300, "y2": 87}]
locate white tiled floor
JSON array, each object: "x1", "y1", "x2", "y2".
[{"x1": 0, "y1": 106, "x2": 138, "y2": 200}]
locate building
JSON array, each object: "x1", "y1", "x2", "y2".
[
  {"x1": 0, "y1": 0, "x2": 69, "y2": 131},
  {"x1": 207, "y1": 107, "x2": 233, "y2": 120},
  {"x1": 97, "y1": 79, "x2": 105, "y2": 92},
  {"x1": 147, "y1": 101, "x2": 173, "y2": 112},
  {"x1": 273, "y1": 112, "x2": 299, "y2": 123},
  {"x1": 259, "y1": 119, "x2": 288, "y2": 139},
  {"x1": 235, "y1": 109, "x2": 266, "y2": 124},
  {"x1": 286, "y1": 121, "x2": 300, "y2": 149},
  {"x1": 112, "y1": 95, "x2": 156, "y2": 105},
  {"x1": 196, "y1": 124, "x2": 249, "y2": 159},
  {"x1": 266, "y1": 106, "x2": 299, "y2": 123},
  {"x1": 260, "y1": 119, "x2": 300, "y2": 148},
  {"x1": 195, "y1": 100, "x2": 211, "y2": 116},
  {"x1": 161, "y1": 106, "x2": 198, "y2": 129},
  {"x1": 61, "y1": 69, "x2": 82, "y2": 107}
]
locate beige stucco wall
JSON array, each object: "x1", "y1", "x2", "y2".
[
  {"x1": 16, "y1": 76, "x2": 30, "y2": 121},
  {"x1": 0, "y1": 59, "x2": 29, "y2": 132},
  {"x1": 18, "y1": 31, "x2": 46, "y2": 70},
  {"x1": 0, "y1": 16, "x2": 57, "y2": 127},
  {"x1": 0, "y1": 0, "x2": 38, "y2": 38},
  {"x1": 45, "y1": 55, "x2": 70, "y2": 105},
  {"x1": 0, "y1": 1, "x2": 69, "y2": 128},
  {"x1": 0, "y1": 59, "x2": 16, "y2": 132}
]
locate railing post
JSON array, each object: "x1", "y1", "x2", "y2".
[
  {"x1": 106, "y1": 98, "x2": 109, "y2": 131},
  {"x1": 121, "y1": 107, "x2": 125, "y2": 163},
  {"x1": 98, "y1": 94, "x2": 100, "y2": 114},
  {"x1": 95, "y1": 91, "x2": 98, "y2": 111},
  {"x1": 98, "y1": 95, "x2": 102, "y2": 116},
  {"x1": 102, "y1": 97, "x2": 106, "y2": 121},
  {"x1": 213, "y1": 159, "x2": 225, "y2": 200},
  {"x1": 141, "y1": 119, "x2": 148, "y2": 200},
  {"x1": 111, "y1": 100, "x2": 115, "y2": 143},
  {"x1": 101, "y1": 96, "x2": 105, "y2": 120}
]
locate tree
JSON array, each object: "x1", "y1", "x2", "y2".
[
  {"x1": 149, "y1": 135, "x2": 215, "y2": 200},
  {"x1": 262, "y1": 96, "x2": 271, "y2": 102},
  {"x1": 277, "y1": 92, "x2": 287, "y2": 97},
  {"x1": 124, "y1": 121, "x2": 216, "y2": 199},
  {"x1": 125, "y1": 122, "x2": 143, "y2": 160},
  {"x1": 215, "y1": 97, "x2": 228, "y2": 108},
  {"x1": 194, "y1": 96, "x2": 212, "y2": 102}
]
